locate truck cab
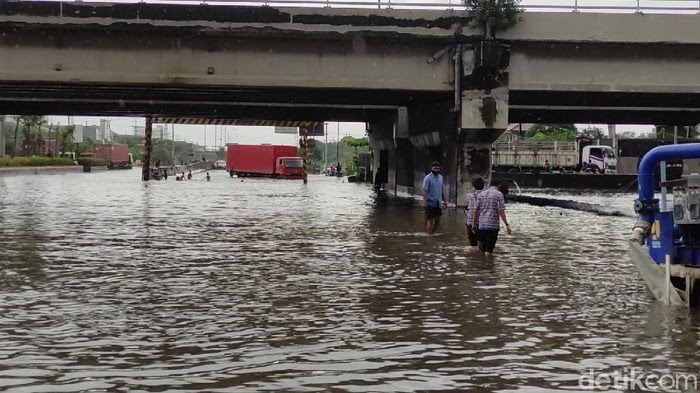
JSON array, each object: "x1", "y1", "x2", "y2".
[
  {"x1": 276, "y1": 157, "x2": 304, "y2": 178},
  {"x1": 581, "y1": 145, "x2": 617, "y2": 174}
]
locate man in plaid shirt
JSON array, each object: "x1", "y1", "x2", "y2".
[{"x1": 472, "y1": 179, "x2": 512, "y2": 256}]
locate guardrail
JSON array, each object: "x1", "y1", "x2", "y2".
[
  {"x1": 23, "y1": 0, "x2": 700, "y2": 13},
  {"x1": 493, "y1": 140, "x2": 577, "y2": 151}
]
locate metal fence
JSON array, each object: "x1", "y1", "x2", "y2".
[
  {"x1": 493, "y1": 140, "x2": 577, "y2": 152},
  {"x1": 22, "y1": 0, "x2": 700, "y2": 13}
]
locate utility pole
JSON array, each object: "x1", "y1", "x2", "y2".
[
  {"x1": 324, "y1": 122, "x2": 328, "y2": 170},
  {"x1": 171, "y1": 123, "x2": 175, "y2": 168},
  {"x1": 336, "y1": 122, "x2": 340, "y2": 163}
]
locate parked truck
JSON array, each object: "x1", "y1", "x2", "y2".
[
  {"x1": 493, "y1": 139, "x2": 617, "y2": 174},
  {"x1": 226, "y1": 144, "x2": 303, "y2": 178},
  {"x1": 81, "y1": 143, "x2": 133, "y2": 169}
]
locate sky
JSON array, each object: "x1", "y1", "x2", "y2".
[
  {"x1": 47, "y1": 116, "x2": 369, "y2": 147},
  {"x1": 48, "y1": 116, "x2": 656, "y2": 147}
]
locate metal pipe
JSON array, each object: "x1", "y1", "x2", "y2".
[{"x1": 638, "y1": 143, "x2": 700, "y2": 220}]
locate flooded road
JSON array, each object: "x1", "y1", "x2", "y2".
[{"x1": 1, "y1": 171, "x2": 699, "y2": 392}]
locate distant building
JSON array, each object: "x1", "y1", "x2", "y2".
[
  {"x1": 155, "y1": 124, "x2": 170, "y2": 140},
  {"x1": 133, "y1": 126, "x2": 145, "y2": 137}
]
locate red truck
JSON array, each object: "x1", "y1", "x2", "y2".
[
  {"x1": 226, "y1": 144, "x2": 303, "y2": 178},
  {"x1": 84, "y1": 143, "x2": 133, "y2": 169}
]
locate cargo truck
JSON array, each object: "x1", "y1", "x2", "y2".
[
  {"x1": 81, "y1": 143, "x2": 133, "y2": 169},
  {"x1": 226, "y1": 144, "x2": 303, "y2": 178}
]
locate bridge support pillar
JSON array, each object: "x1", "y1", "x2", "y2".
[
  {"x1": 368, "y1": 115, "x2": 396, "y2": 194},
  {"x1": 142, "y1": 117, "x2": 153, "y2": 181},
  {"x1": 455, "y1": 87, "x2": 509, "y2": 206}
]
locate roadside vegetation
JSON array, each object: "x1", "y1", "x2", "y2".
[{"x1": 0, "y1": 156, "x2": 74, "y2": 167}]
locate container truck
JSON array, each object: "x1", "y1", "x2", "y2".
[
  {"x1": 493, "y1": 140, "x2": 617, "y2": 174},
  {"x1": 82, "y1": 143, "x2": 133, "y2": 169},
  {"x1": 226, "y1": 144, "x2": 303, "y2": 178}
]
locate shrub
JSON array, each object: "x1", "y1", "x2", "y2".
[{"x1": 0, "y1": 156, "x2": 76, "y2": 167}]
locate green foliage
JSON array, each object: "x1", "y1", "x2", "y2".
[
  {"x1": 526, "y1": 124, "x2": 577, "y2": 141},
  {"x1": 464, "y1": 0, "x2": 523, "y2": 38},
  {"x1": 583, "y1": 127, "x2": 605, "y2": 140},
  {"x1": 76, "y1": 137, "x2": 95, "y2": 157},
  {"x1": 76, "y1": 157, "x2": 107, "y2": 167},
  {"x1": 341, "y1": 136, "x2": 369, "y2": 149},
  {"x1": 617, "y1": 131, "x2": 639, "y2": 139},
  {"x1": 59, "y1": 126, "x2": 75, "y2": 154},
  {"x1": 0, "y1": 156, "x2": 75, "y2": 167}
]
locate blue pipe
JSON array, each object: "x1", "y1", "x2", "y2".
[{"x1": 638, "y1": 143, "x2": 700, "y2": 222}]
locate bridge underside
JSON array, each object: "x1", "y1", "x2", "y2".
[
  {"x1": 2, "y1": 81, "x2": 699, "y2": 125},
  {"x1": 0, "y1": 82, "x2": 448, "y2": 122}
]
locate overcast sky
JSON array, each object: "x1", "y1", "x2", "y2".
[
  {"x1": 48, "y1": 116, "x2": 655, "y2": 147},
  {"x1": 47, "y1": 116, "x2": 369, "y2": 147}
]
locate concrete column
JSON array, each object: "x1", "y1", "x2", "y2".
[
  {"x1": 456, "y1": 87, "x2": 509, "y2": 206},
  {"x1": 406, "y1": 102, "x2": 456, "y2": 203},
  {"x1": 368, "y1": 114, "x2": 398, "y2": 194},
  {"x1": 142, "y1": 117, "x2": 153, "y2": 181}
]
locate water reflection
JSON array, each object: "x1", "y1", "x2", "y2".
[{"x1": 0, "y1": 172, "x2": 699, "y2": 392}]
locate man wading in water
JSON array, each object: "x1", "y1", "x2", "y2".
[
  {"x1": 472, "y1": 179, "x2": 512, "y2": 256},
  {"x1": 422, "y1": 161, "x2": 448, "y2": 234}
]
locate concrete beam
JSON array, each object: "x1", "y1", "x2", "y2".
[
  {"x1": 503, "y1": 12, "x2": 700, "y2": 45},
  {"x1": 509, "y1": 42, "x2": 700, "y2": 94},
  {"x1": 0, "y1": 2, "x2": 473, "y2": 40},
  {"x1": 0, "y1": 30, "x2": 453, "y2": 92}
]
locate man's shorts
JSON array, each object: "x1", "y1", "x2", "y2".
[{"x1": 425, "y1": 206, "x2": 442, "y2": 220}]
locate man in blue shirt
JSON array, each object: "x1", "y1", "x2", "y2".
[{"x1": 422, "y1": 161, "x2": 448, "y2": 234}]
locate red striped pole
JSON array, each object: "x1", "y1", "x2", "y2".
[
  {"x1": 303, "y1": 126, "x2": 308, "y2": 184},
  {"x1": 142, "y1": 117, "x2": 153, "y2": 181}
]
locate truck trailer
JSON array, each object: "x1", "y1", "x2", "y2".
[
  {"x1": 226, "y1": 144, "x2": 303, "y2": 178},
  {"x1": 82, "y1": 143, "x2": 133, "y2": 169}
]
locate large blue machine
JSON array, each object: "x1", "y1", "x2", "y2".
[{"x1": 633, "y1": 143, "x2": 700, "y2": 266}]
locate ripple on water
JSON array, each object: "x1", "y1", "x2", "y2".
[{"x1": 1, "y1": 173, "x2": 699, "y2": 391}]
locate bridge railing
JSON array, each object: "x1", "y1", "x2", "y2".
[
  {"x1": 493, "y1": 140, "x2": 577, "y2": 152},
  {"x1": 26, "y1": 0, "x2": 700, "y2": 14}
]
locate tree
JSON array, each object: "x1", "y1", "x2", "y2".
[
  {"x1": 526, "y1": 124, "x2": 577, "y2": 141},
  {"x1": 464, "y1": 0, "x2": 523, "y2": 39},
  {"x1": 617, "y1": 131, "x2": 639, "y2": 139},
  {"x1": 585, "y1": 127, "x2": 605, "y2": 140},
  {"x1": 342, "y1": 136, "x2": 369, "y2": 156},
  {"x1": 59, "y1": 126, "x2": 75, "y2": 154},
  {"x1": 340, "y1": 136, "x2": 370, "y2": 176},
  {"x1": 11, "y1": 115, "x2": 20, "y2": 158}
]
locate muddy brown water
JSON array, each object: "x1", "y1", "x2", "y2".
[{"x1": 1, "y1": 171, "x2": 698, "y2": 392}]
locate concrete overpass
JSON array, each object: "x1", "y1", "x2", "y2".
[{"x1": 2, "y1": 1, "x2": 700, "y2": 203}]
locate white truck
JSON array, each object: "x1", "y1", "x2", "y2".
[{"x1": 493, "y1": 140, "x2": 617, "y2": 173}]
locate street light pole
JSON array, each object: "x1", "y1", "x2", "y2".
[
  {"x1": 324, "y1": 122, "x2": 328, "y2": 170},
  {"x1": 171, "y1": 124, "x2": 175, "y2": 169},
  {"x1": 336, "y1": 122, "x2": 340, "y2": 163}
]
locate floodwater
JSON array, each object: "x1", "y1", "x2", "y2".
[{"x1": 1, "y1": 170, "x2": 699, "y2": 392}]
